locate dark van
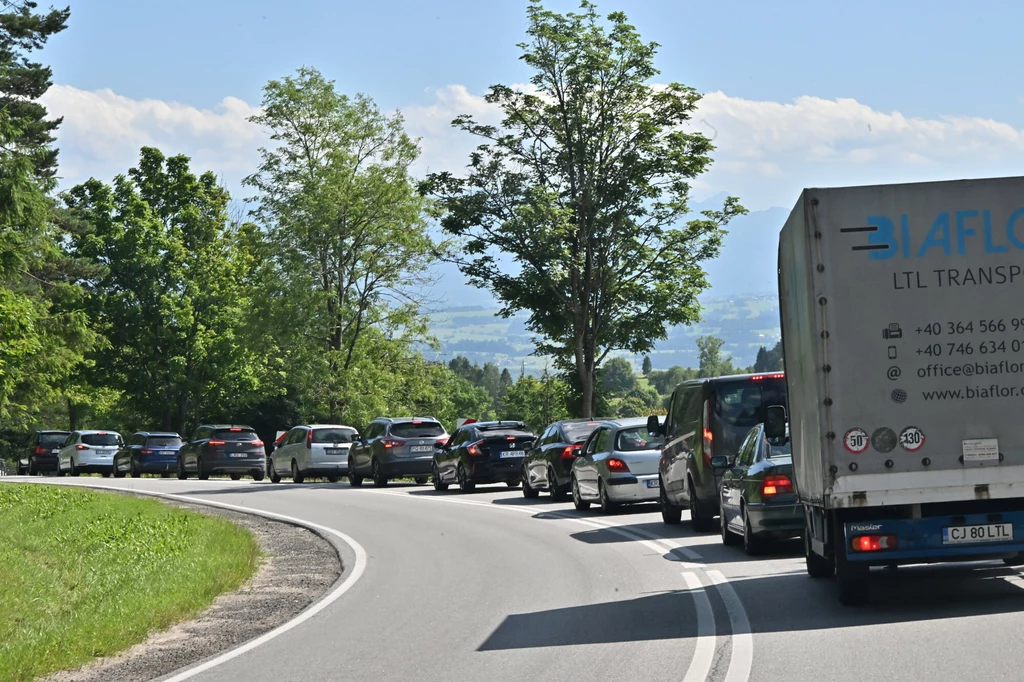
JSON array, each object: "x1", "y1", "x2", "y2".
[{"x1": 649, "y1": 372, "x2": 788, "y2": 531}]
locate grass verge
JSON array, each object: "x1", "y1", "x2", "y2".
[{"x1": 0, "y1": 484, "x2": 260, "y2": 681}]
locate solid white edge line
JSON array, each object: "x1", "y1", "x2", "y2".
[
  {"x1": 1, "y1": 479, "x2": 368, "y2": 682},
  {"x1": 708, "y1": 569, "x2": 753, "y2": 682},
  {"x1": 680, "y1": 571, "x2": 717, "y2": 682}
]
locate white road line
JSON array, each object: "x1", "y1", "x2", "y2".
[
  {"x1": 708, "y1": 569, "x2": 754, "y2": 682},
  {"x1": 1, "y1": 479, "x2": 369, "y2": 682},
  {"x1": 681, "y1": 571, "x2": 717, "y2": 682}
]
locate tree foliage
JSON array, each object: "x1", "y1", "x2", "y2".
[
  {"x1": 423, "y1": 0, "x2": 745, "y2": 416},
  {"x1": 499, "y1": 369, "x2": 570, "y2": 431},
  {"x1": 753, "y1": 340, "x2": 784, "y2": 372}
]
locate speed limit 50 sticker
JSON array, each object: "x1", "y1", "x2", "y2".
[
  {"x1": 844, "y1": 428, "x2": 869, "y2": 454},
  {"x1": 899, "y1": 426, "x2": 926, "y2": 452}
]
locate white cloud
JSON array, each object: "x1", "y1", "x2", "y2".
[{"x1": 42, "y1": 82, "x2": 1024, "y2": 213}]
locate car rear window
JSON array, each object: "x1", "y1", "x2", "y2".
[
  {"x1": 563, "y1": 422, "x2": 601, "y2": 443},
  {"x1": 146, "y1": 436, "x2": 182, "y2": 447},
  {"x1": 390, "y1": 422, "x2": 445, "y2": 438},
  {"x1": 82, "y1": 433, "x2": 119, "y2": 446},
  {"x1": 312, "y1": 428, "x2": 357, "y2": 444},
  {"x1": 714, "y1": 378, "x2": 787, "y2": 428},
  {"x1": 615, "y1": 427, "x2": 665, "y2": 452},
  {"x1": 38, "y1": 433, "x2": 68, "y2": 447},
  {"x1": 214, "y1": 428, "x2": 258, "y2": 441}
]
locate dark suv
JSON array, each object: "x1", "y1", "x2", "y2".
[
  {"x1": 177, "y1": 424, "x2": 266, "y2": 481},
  {"x1": 348, "y1": 417, "x2": 449, "y2": 487},
  {"x1": 114, "y1": 432, "x2": 183, "y2": 478},
  {"x1": 649, "y1": 372, "x2": 788, "y2": 531},
  {"x1": 19, "y1": 430, "x2": 69, "y2": 475}
]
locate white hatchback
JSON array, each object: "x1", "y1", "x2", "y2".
[
  {"x1": 57, "y1": 430, "x2": 123, "y2": 477},
  {"x1": 269, "y1": 424, "x2": 358, "y2": 483}
]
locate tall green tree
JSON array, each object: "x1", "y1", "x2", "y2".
[
  {"x1": 641, "y1": 355, "x2": 653, "y2": 375},
  {"x1": 64, "y1": 147, "x2": 273, "y2": 433},
  {"x1": 696, "y1": 335, "x2": 735, "y2": 378},
  {"x1": 423, "y1": 0, "x2": 745, "y2": 416},
  {"x1": 600, "y1": 357, "x2": 637, "y2": 397},
  {"x1": 753, "y1": 340, "x2": 784, "y2": 372},
  {"x1": 244, "y1": 67, "x2": 436, "y2": 422}
]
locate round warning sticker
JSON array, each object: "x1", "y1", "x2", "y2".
[
  {"x1": 899, "y1": 426, "x2": 925, "y2": 452},
  {"x1": 844, "y1": 428, "x2": 869, "y2": 454}
]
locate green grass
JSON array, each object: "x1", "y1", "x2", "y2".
[{"x1": 0, "y1": 484, "x2": 260, "y2": 681}]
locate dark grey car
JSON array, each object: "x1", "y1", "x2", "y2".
[
  {"x1": 177, "y1": 424, "x2": 266, "y2": 481},
  {"x1": 348, "y1": 417, "x2": 449, "y2": 488}
]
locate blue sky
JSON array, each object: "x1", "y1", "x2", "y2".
[{"x1": 38, "y1": 1, "x2": 1024, "y2": 305}]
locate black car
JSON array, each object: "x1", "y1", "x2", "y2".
[
  {"x1": 649, "y1": 372, "x2": 789, "y2": 531},
  {"x1": 177, "y1": 424, "x2": 266, "y2": 481},
  {"x1": 521, "y1": 419, "x2": 605, "y2": 500},
  {"x1": 433, "y1": 421, "x2": 537, "y2": 492},
  {"x1": 19, "y1": 430, "x2": 69, "y2": 475},
  {"x1": 114, "y1": 432, "x2": 183, "y2": 478}
]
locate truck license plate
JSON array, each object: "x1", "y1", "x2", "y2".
[{"x1": 942, "y1": 523, "x2": 1013, "y2": 545}]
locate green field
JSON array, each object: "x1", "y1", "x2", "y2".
[{"x1": 0, "y1": 484, "x2": 260, "y2": 681}]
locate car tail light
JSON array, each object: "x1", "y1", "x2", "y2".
[
  {"x1": 435, "y1": 437, "x2": 448, "y2": 446},
  {"x1": 34, "y1": 446, "x2": 46, "y2": 454},
  {"x1": 229, "y1": 427, "x2": 242, "y2": 432},
  {"x1": 75, "y1": 444, "x2": 88, "y2": 450},
  {"x1": 307, "y1": 430, "x2": 313, "y2": 449},
  {"x1": 761, "y1": 474, "x2": 794, "y2": 496},
  {"x1": 606, "y1": 458, "x2": 630, "y2": 473},
  {"x1": 560, "y1": 445, "x2": 581, "y2": 460},
  {"x1": 141, "y1": 449, "x2": 155, "y2": 455},
  {"x1": 382, "y1": 438, "x2": 403, "y2": 449},
  {"x1": 252, "y1": 440, "x2": 264, "y2": 447},
  {"x1": 468, "y1": 440, "x2": 485, "y2": 457},
  {"x1": 702, "y1": 399, "x2": 713, "y2": 467},
  {"x1": 208, "y1": 440, "x2": 226, "y2": 446},
  {"x1": 751, "y1": 372, "x2": 784, "y2": 381},
  {"x1": 98, "y1": 431, "x2": 107, "y2": 435},
  {"x1": 851, "y1": 534, "x2": 898, "y2": 552}
]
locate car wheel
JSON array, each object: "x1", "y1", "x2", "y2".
[
  {"x1": 521, "y1": 468, "x2": 539, "y2": 498},
  {"x1": 371, "y1": 459, "x2": 388, "y2": 488},
  {"x1": 130, "y1": 458, "x2": 141, "y2": 478},
  {"x1": 506, "y1": 479, "x2": 520, "y2": 488},
  {"x1": 742, "y1": 506, "x2": 765, "y2": 556},
  {"x1": 549, "y1": 469, "x2": 568, "y2": 501},
  {"x1": 598, "y1": 480, "x2": 618, "y2": 514},
  {"x1": 268, "y1": 461, "x2": 281, "y2": 483},
  {"x1": 197, "y1": 457, "x2": 209, "y2": 481},
  {"x1": 230, "y1": 473, "x2": 242, "y2": 481},
  {"x1": 327, "y1": 474, "x2": 340, "y2": 483},
  {"x1": 177, "y1": 458, "x2": 188, "y2": 480},
  {"x1": 101, "y1": 471, "x2": 111, "y2": 478},
  {"x1": 457, "y1": 464, "x2": 475, "y2": 493},
  {"x1": 720, "y1": 508, "x2": 741, "y2": 546},
  {"x1": 432, "y1": 464, "x2": 449, "y2": 491},
  {"x1": 16, "y1": 462, "x2": 26, "y2": 476},
  {"x1": 252, "y1": 469, "x2": 265, "y2": 482},
  {"x1": 1003, "y1": 553, "x2": 1024, "y2": 567},
  {"x1": 28, "y1": 457, "x2": 36, "y2": 476},
  {"x1": 688, "y1": 480, "x2": 713, "y2": 532},
  {"x1": 69, "y1": 459, "x2": 79, "y2": 477},
  {"x1": 161, "y1": 472, "x2": 171, "y2": 478},
  {"x1": 571, "y1": 475, "x2": 590, "y2": 511},
  {"x1": 349, "y1": 471, "x2": 364, "y2": 487},
  {"x1": 113, "y1": 458, "x2": 126, "y2": 478},
  {"x1": 660, "y1": 481, "x2": 682, "y2": 525},
  {"x1": 415, "y1": 476, "x2": 428, "y2": 485},
  {"x1": 291, "y1": 460, "x2": 305, "y2": 484}
]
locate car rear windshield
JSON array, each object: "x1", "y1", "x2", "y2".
[
  {"x1": 615, "y1": 427, "x2": 665, "y2": 452},
  {"x1": 38, "y1": 433, "x2": 68, "y2": 447},
  {"x1": 768, "y1": 440, "x2": 792, "y2": 457},
  {"x1": 478, "y1": 428, "x2": 534, "y2": 439},
  {"x1": 390, "y1": 422, "x2": 445, "y2": 438},
  {"x1": 714, "y1": 378, "x2": 788, "y2": 428},
  {"x1": 312, "y1": 428, "x2": 357, "y2": 443},
  {"x1": 146, "y1": 436, "x2": 182, "y2": 447},
  {"x1": 82, "y1": 433, "x2": 119, "y2": 446},
  {"x1": 563, "y1": 422, "x2": 602, "y2": 442},
  {"x1": 214, "y1": 428, "x2": 258, "y2": 441}
]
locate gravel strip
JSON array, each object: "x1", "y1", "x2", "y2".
[{"x1": 43, "y1": 495, "x2": 343, "y2": 682}]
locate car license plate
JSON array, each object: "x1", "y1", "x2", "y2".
[
  {"x1": 500, "y1": 450, "x2": 524, "y2": 458},
  {"x1": 161, "y1": 451, "x2": 174, "y2": 456},
  {"x1": 410, "y1": 445, "x2": 432, "y2": 453},
  {"x1": 325, "y1": 448, "x2": 344, "y2": 456},
  {"x1": 942, "y1": 523, "x2": 1014, "y2": 545},
  {"x1": 228, "y1": 453, "x2": 247, "y2": 458},
  {"x1": 646, "y1": 479, "x2": 660, "y2": 488}
]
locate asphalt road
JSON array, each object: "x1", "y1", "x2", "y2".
[{"x1": 12, "y1": 476, "x2": 1024, "y2": 682}]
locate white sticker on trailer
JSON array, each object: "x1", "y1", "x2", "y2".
[{"x1": 963, "y1": 438, "x2": 999, "y2": 462}]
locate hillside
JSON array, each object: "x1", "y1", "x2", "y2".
[{"x1": 423, "y1": 292, "x2": 781, "y2": 375}]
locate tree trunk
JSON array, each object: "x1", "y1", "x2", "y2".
[
  {"x1": 578, "y1": 363, "x2": 594, "y2": 418},
  {"x1": 68, "y1": 399, "x2": 79, "y2": 431}
]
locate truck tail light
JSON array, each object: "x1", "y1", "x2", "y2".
[
  {"x1": 761, "y1": 474, "x2": 794, "y2": 497},
  {"x1": 851, "y1": 535, "x2": 898, "y2": 552},
  {"x1": 702, "y1": 399, "x2": 713, "y2": 467},
  {"x1": 606, "y1": 458, "x2": 630, "y2": 473}
]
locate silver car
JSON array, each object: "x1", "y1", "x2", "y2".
[
  {"x1": 269, "y1": 424, "x2": 358, "y2": 483},
  {"x1": 57, "y1": 430, "x2": 123, "y2": 477},
  {"x1": 571, "y1": 417, "x2": 666, "y2": 514}
]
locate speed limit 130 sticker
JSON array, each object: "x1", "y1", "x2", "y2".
[
  {"x1": 844, "y1": 428, "x2": 869, "y2": 454},
  {"x1": 899, "y1": 426, "x2": 925, "y2": 452}
]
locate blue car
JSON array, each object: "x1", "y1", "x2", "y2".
[{"x1": 114, "y1": 432, "x2": 183, "y2": 478}]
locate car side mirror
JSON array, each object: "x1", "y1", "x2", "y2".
[
  {"x1": 710, "y1": 455, "x2": 730, "y2": 469},
  {"x1": 765, "y1": 405, "x2": 787, "y2": 439},
  {"x1": 646, "y1": 415, "x2": 662, "y2": 435}
]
